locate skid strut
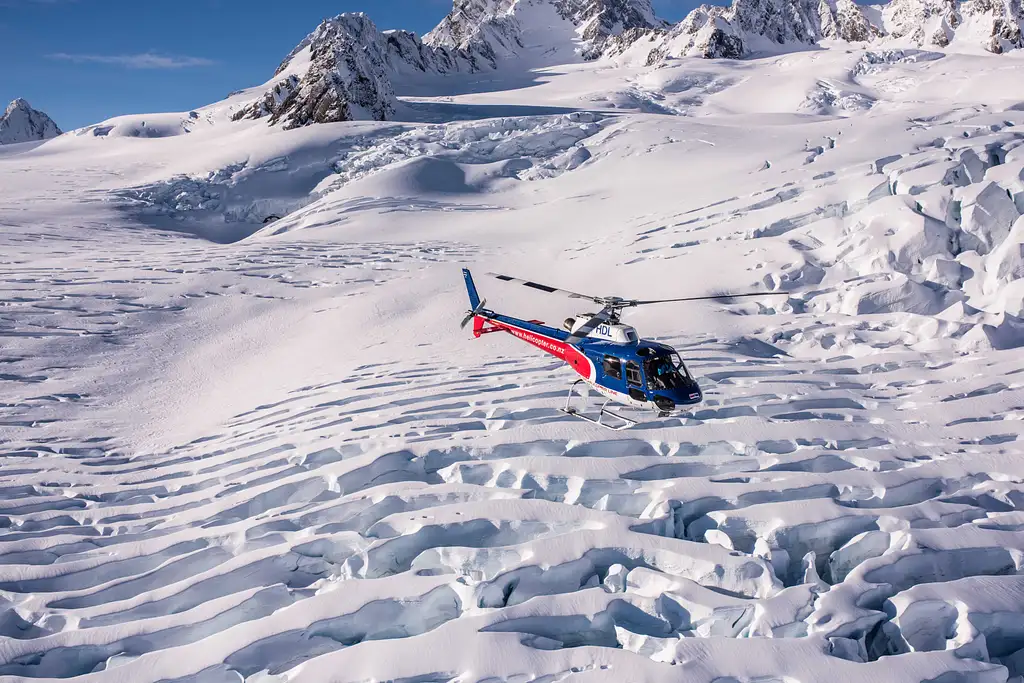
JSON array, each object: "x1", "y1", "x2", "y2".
[{"x1": 559, "y1": 380, "x2": 638, "y2": 431}]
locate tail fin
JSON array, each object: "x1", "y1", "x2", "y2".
[{"x1": 463, "y1": 268, "x2": 481, "y2": 309}]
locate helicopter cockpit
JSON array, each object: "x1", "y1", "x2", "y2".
[
  {"x1": 644, "y1": 352, "x2": 691, "y2": 391},
  {"x1": 636, "y1": 347, "x2": 702, "y2": 410}
]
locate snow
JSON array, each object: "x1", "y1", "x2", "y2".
[{"x1": 2, "y1": 10, "x2": 1024, "y2": 683}]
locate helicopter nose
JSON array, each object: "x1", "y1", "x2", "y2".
[
  {"x1": 676, "y1": 386, "x2": 702, "y2": 405},
  {"x1": 653, "y1": 396, "x2": 675, "y2": 413}
]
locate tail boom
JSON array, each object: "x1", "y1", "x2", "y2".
[
  {"x1": 472, "y1": 312, "x2": 595, "y2": 381},
  {"x1": 462, "y1": 268, "x2": 594, "y2": 380}
]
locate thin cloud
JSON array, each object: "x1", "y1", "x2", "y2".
[{"x1": 48, "y1": 52, "x2": 216, "y2": 69}]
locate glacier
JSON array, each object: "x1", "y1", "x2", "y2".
[{"x1": 1, "y1": 1, "x2": 1024, "y2": 682}]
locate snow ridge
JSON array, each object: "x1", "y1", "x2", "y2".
[
  {"x1": 234, "y1": 12, "x2": 503, "y2": 128},
  {"x1": 425, "y1": 0, "x2": 668, "y2": 61},
  {"x1": 618, "y1": 0, "x2": 882, "y2": 61},
  {"x1": 0, "y1": 99, "x2": 62, "y2": 145},
  {"x1": 619, "y1": 0, "x2": 1021, "y2": 62},
  {"x1": 884, "y1": 0, "x2": 1024, "y2": 52},
  {"x1": 232, "y1": 14, "x2": 397, "y2": 128},
  {"x1": 233, "y1": 0, "x2": 1024, "y2": 131}
]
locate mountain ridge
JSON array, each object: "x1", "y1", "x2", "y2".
[
  {"x1": 232, "y1": 0, "x2": 1023, "y2": 129},
  {"x1": 0, "y1": 99, "x2": 62, "y2": 145}
]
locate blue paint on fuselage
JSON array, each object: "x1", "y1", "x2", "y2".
[{"x1": 481, "y1": 309, "x2": 703, "y2": 409}]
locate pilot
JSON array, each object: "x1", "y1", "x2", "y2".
[
  {"x1": 643, "y1": 360, "x2": 667, "y2": 387},
  {"x1": 651, "y1": 359, "x2": 674, "y2": 389}
]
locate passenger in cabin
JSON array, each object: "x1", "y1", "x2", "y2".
[{"x1": 647, "y1": 357, "x2": 678, "y2": 390}]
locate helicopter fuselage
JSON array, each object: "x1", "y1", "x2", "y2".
[
  {"x1": 471, "y1": 309, "x2": 703, "y2": 416},
  {"x1": 460, "y1": 267, "x2": 782, "y2": 426}
]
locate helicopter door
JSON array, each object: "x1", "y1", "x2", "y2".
[{"x1": 624, "y1": 361, "x2": 646, "y2": 402}]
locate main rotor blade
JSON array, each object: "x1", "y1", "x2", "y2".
[
  {"x1": 566, "y1": 308, "x2": 612, "y2": 345},
  {"x1": 633, "y1": 291, "x2": 788, "y2": 305},
  {"x1": 486, "y1": 272, "x2": 601, "y2": 304}
]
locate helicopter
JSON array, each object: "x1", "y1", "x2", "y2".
[{"x1": 460, "y1": 268, "x2": 784, "y2": 430}]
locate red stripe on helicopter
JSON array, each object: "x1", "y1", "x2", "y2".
[{"x1": 477, "y1": 317, "x2": 595, "y2": 381}]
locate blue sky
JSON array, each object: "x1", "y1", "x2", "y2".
[{"x1": 0, "y1": 0, "x2": 696, "y2": 131}]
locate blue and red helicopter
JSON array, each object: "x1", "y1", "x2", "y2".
[{"x1": 461, "y1": 268, "x2": 780, "y2": 429}]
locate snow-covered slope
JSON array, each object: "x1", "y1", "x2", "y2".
[
  {"x1": 232, "y1": 0, "x2": 1024, "y2": 132},
  {"x1": 426, "y1": 0, "x2": 668, "y2": 61},
  {"x1": 0, "y1": 98, "x2": 62, "y2": 145},
  {"x1": 883, "y1": 0, "x2": 1024, "y2": 52},
  {"x1": 232, "y1": 14, "x2": 398, "y2": 127},
  {"x1": 616, "y1": 0, "x2": 1022, "y2": 61},
  {"x1": 235, "y1": 1, "x2": 668, "y2": 129},
  {"x1": 3, "y1": 15, "x2": 1024, "y2": 683}
]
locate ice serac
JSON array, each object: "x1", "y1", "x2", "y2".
[
  {"x1": 0, "y1": 99, "x2": 62, "y2": 145},
  {"x1": 425, "y1": 0, "x2": 668, "y2": 62},
  {"x1": 233, "y1": 14, "x2": 396, "y2": 128}
]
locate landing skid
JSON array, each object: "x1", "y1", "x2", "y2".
[{"x1": 559, "y1": 380, "x2": 638, "y2": 431}]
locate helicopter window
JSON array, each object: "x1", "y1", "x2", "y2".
[
  {"x1": 625, "y1": 361, "x2": 643, "y2": 387},
  {"x1": 670, "y1": 352, "x2": 693, "y2": 380},
  {"x1": 602, "y1": 356, "x2": 622, "y2": 380},
  {"x1": 646, "y1": 356, "x2": 681, "y2": 390}
]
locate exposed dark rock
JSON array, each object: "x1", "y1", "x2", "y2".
[{"x1": 0, "y1": 99, "x2": 62, "y2": 145}]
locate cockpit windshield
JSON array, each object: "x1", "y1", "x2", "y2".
[
  {"x1": 668, "y1": 352, "x2": 693, "y2": 380},
  {"x1": 646, "y1": 352, "x2": 692, "y2": 390}
]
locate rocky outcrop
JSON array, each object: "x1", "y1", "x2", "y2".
[
  {"x1": 383, "y1": 29, "x2": 494, "y2": 74},
  {"x1": 233, "y1": 11, "x2": 505, "y2": 129},
  {"x1": 885, "y1": 0, "x2": 963, "y2": 47},
  {"x1": 234, "y1": 2, "x2": 666, "y2": 130},
  {"x1": 729, "y1": 0, "x2": 823, "y2": 46},
  {"x1": 234, "y1": 13, "x2": 403, "y2": 127},
  {"x1": 233, "y1": 14, "x2": 396, "y2": 128},
  {"x1": 635, "y1": 8, "x2": 744, "y2": 60},
  {"x1": 620, "y1": 0, "x2": 878, "y2": 61},
  {"x1": 961, "y1": 0, "x2": 1023, "y2": 53},
  {"x1": 820, "y1": 0, "x2": 883, "y2": 42},
  {"x1": 425, "y1": 0, "x2": 667, "y2": 62},
  {"x1": 624, "y1": 0, "x2": 1020, "y2": 62},
  {"x1": 884, "y1": 0, "x2": 1022, "y2": 52},
  {"x1": 232, "y1": 0, "x2": 1024, "y2": 131},
  {"x1": 0, "y1": 99, "x2": 62, "y2": 145},
  {"x1": 559, "y1": 0, "x2": 669, "y2": 57}
]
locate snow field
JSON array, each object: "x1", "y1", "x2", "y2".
[{"x1": 1, "y1": 46, "x2": 1024, "y2": 683}]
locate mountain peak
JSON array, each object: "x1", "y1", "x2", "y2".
[
  {"x1": 619, "y1": 0, "x2": 1022, "y2": 63},
  {"x1": 425, "y1": 0, "x2": 667, "y2": 62},
  {"x1": 0, "y1": 99, "x2": 62, "y2": 145},
  {"x1": 6, "y1": 98, "x2": 30, "y2": 114},
  {"x1": 884, "y1": 0, "x2": 1023, "y2": 52},
  {"x1": 233, "y1": 14, "x2": 397, "y2": 129}
]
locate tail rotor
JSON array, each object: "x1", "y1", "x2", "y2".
[{"x1": 461, "y1": 298, "x2": 487, "y2": 330}]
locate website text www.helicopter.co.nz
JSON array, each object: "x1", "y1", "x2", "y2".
[{"x1": 510, "y1": 327, "x2": 563, "y2": 353}]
